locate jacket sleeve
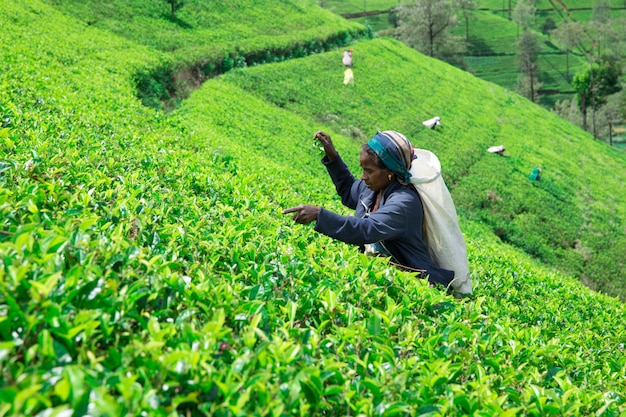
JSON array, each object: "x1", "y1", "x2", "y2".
[
  {"x1": 322, "y1": 155, "x2": 364, "y2": 210},
  {"x1": 315, "y1": 190, "x2": 418, "y2": 245}
]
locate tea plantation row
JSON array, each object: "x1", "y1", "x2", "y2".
[
  {"x1": 216, "y1": 36, "x2": 626, "y2": 300},
  {"x1": 1, "y1": 0, "x2": 625, "y2": 416}
]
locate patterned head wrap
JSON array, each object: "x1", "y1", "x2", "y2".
[{"x1": 367, "y1": 130, "x2": 415, "y2": 184}]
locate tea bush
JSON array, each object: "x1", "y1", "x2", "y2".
[
  {"x1": 1, "y1": 0, "x2": 625, "y2": 416},
  {"x1": 41, "y1": 0, "x2": 370, "y2": 110},
  {"x1": 218, "y1": 36, "x2": 626, "y2": 300}
]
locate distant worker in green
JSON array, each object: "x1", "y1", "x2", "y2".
[
  {"x1": 281, "y1": 130, "x2": 455, "y2": 290},
  {"x1": 529, "y1": 166, "x2": 542, "y2": 181}
]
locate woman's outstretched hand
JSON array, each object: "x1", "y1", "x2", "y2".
[
  {"x1": 314, "y1": 130, "x2": 338, "y2": 161},
  {"x1": 282, "y1": 205, "x2": 321, "y2": 224}
]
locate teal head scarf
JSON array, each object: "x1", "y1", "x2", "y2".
[{"x1": 367, "y1": 130, "x2": 415, "y2": 184}]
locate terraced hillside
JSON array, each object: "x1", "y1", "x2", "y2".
[
  {"x1": 324, "y1": 0, "x2": 626, "y2": 113},
  {"x1": 1, "y1": 0, "x2": 625, "y2": 415}
]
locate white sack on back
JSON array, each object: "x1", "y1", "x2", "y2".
[{"x1": 410, "y1": 149, "x2": 472, "y2": 295}]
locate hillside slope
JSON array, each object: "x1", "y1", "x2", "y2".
[
  {"x1": 217, "y1": 37, "x2": 626, "y2": 300},
  {"x1": 323, "y1": 0, "x2": 624, "y2": 110},
  {"x1": 0, "y1": 0, "x2": 625, "y2": 416}
]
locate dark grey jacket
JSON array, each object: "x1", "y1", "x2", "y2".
[{"x1": 314, "y1": 155, "x2": 454, "y2": 287}]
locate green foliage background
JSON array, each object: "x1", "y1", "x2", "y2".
[{"x1": 0, "y1": 0, "x2": 625, "y2": 416}]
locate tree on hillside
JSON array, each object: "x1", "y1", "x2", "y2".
[
  {"x1": 552, "y1": 97, "x2": 583, "y2": 127},
  {"x1": 455, "y1": 0, "x2": 477, "y2": 42},
  {"x1": 551, "y1": 21, "x2": 584, "y2": 82},
  {"x1": 592, "y1": 0, "x2": 611, "y2": 56},
  {"x1": 601, "y1": 98, "x2": 623, "y2": 146},
  {"x1": 620, "y1": 80, "x2": 626, "y2": 122},
  {"x1": 516, "y1": 29, "x2": 542, "y2": 102},
  {"x1": 163, "y1": 0, "x2": 184, "y2": 20},
  {"x1": 511, "y1": 0, "x2": 536, "y2": 36},
  {"x1": 592, "y1": 0, "x2": 611, "y2": 22},
  {"x1": 573, "y1": 56, "x2": 623, "y2": 136},
  {"x1": 394, "y1": 0, "x2": 464, "y2": 65},
  {"x1": 573, "y1": 67, "x2": 595, "y2": 133},
  {"x1": 541, "y1": 17, "x2": 556, "y2": 40},
  {"x1": 593, "y1": 57, "x2": 623, "y2": 138}
]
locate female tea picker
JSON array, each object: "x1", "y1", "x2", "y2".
[{"x1": 282, "y1": 130, "x2": 455, "y2": 289}]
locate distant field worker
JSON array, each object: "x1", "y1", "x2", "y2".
[
  {"x1": 422, "y1": 116, "x2": 442, "y2": 129},
  {"x1": 342, "y1": 49, "x2": 353, "y2": 67},
  {"x1": 343, "y1": 68, "x2": 354, "y2": 86},
  {"x1": 529, "y1": 166, "x2": 542, "y2": 181},
  {"x1": 282, "y1": 130, "x2": 455, "y2": 290},
  {"x1": 487, "y1": 145, "x2": 507, "y2": 157}
]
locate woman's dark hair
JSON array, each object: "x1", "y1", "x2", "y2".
[{"x1": 361, "y1": 144, "x2": 386, "y2": 169}]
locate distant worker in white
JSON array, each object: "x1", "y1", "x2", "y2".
[
  {"x1": 342, "y1": 49, "x2": 353, "y2": 67},
  {"x1": 487, "y1": 145, "x2": 507, "y2": 157},
  {"x1": 422, "y1": 116, "x2": 442, "y2": 129}
]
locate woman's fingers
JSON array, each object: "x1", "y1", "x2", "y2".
[
  {"x1": 282, "y1": 205, "x2": 319, "y2": 224},
  {"x1": 313, "y1": 131, "x2": 338, "y2": 160},
  {"x1": 282, "y1": 205, "x2": 303, "y2": 222},
  {"x1": 314, "y1": 131, "x2": 331, "y2": 144},
  {"x1": 313, "y1": 130, "x2": 327, "y2": 140},
  {"x1": 281, "y1": 206, "x2": 301, "y2": 214}
]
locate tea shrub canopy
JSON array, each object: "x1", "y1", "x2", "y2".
[
  {"x1": 0, "y1": 0, "x2": 625, "y2": 416},
  {"x1": 217, "y1": 36, "x2": 626, "y2": 297}
]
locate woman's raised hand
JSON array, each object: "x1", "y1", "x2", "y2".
[{"x1": 314, "y1": 130, "x2": 338, "y2": 161}]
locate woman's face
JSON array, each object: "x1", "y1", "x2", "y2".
[{"x1": 360, "y1": 150, "x2": 392, "y2": 192}]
